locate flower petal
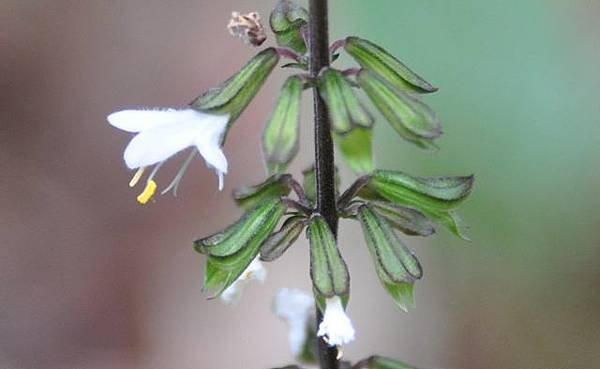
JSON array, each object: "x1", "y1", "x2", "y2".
[
  {"x1": 273, "y1": 289, "x2": 315, "y2": 356},
  {"x1": 108, "y1": 108, "x2": 198, "y2": 132},
  {"x1": 220, "y1": 257, "x2": 266, "y2": 304},
  {"x1": 123, "y1": 119, "x2": 200, "y2": 169},
  {"x1": 317, "y1": 296, "x2": 355, "y2": 346},
  {"x1": 193, "y1": 114, "x2": 229, "y2": 184}
]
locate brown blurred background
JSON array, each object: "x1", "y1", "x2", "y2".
[{"x1": 2, "y1": 1, "x2": 600, "y2": 369}]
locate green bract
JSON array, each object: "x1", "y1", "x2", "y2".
[
  {"x1": 260, "y1": 216, "x2": 306, "y2": 262},
  {"x1": 232, "y1": 174, "x2": 292, "y2": 210},
  {"x1": 198, "y1": 198, "x2": 286, "y2": 296},
  {"x1": 308, "y1": 215, "x2": 350, "y2": 298},
  {"x1": 194, "y1": 198, "x2": 286, "y2": 257},
  {"x1": 191, "y1": 48, "x2": 280, "y2": 125},
  {"x1": 270, "y1": 0, "x2": 309, "y2": 54},
  {"x1": 357, "y1": 69, "x2": 442, "y2": 149},
  {"x1": 367, "y1": 170, "x2": 474, "y2": 211},
  {"x1": 318, "y1": 67, "x2": 373, "y2": 134},
  {"x1": 345, "y1": 36, "x2": 437, "y2": 94},
  {"x1": 357, "y1": 204, "x2": 422, "y2": 310},
  {"x1": 368, "y1": 200, "x2": 435, "y2": 237},
  {"x1": 262, "y1": 76, "x2": 303, "y2": 174},
  {"x1": 336, "y1": 126, "x2": 374, "y2": 174}
]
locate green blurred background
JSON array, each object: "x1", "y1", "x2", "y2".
[{"x1": 2, "y1": 1, "x2": 599, "y2": 368}]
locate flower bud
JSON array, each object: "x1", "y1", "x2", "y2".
[
  {"x1": 270, "y1": 0, "x2": 309, "y2": 54},
  {"x1": 345, "y1": 36, "x2": 437, "y2": 94},
  {"x1": 191, "y1": 48, "x2": 280, "y2": 126}
]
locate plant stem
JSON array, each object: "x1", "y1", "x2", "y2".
[{"x1": 309, "y1": 1, "x2": 339, "y2": 369}]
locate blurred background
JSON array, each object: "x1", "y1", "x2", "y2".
[{"x1": 2, "y1": 0, "x2": 600, "y2": 368}]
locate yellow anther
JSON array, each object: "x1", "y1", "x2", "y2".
[
  {"x1": 137, "y1": 180, "x2": 157, "y2": 204},
  {"x1": 129, "y1": 167, "x2": 146, "y2": 187}
]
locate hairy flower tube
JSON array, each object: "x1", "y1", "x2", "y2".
[
  {"x1": 220, "y1": 257, "x2": 267, "y2": 304},
  {"x1": 317, "y1": 296, "x2": 355, "y2": 346},
  {"x1": 273, "y1": 288, "x2": 315, "y2": 356},
  {"x1": 107, "y1": 108, "x2": 229, "y2": 203}
]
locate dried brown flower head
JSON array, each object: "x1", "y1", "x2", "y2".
[{"x1": 227, "y1": 11, "x2": 267, "y2": 47}]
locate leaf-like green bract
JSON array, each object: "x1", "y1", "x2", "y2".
[
  {"x1": 369, "y1": 201, "x2": 435, "y2": 237},
  {"x1": 270, "y1": 0, "x2": 308, "y2": 54},
  {"x1": 191, "y1": 48, "x2": 280, "y2": 124},
  {"x1": 357, "y1": 205, "x2": 422, "y2": 310},
  {"x1": 201, "y1": 199, "x2": 286, "y2": 296},
  {"x1": 345, "y1": 36, "x2": 437, "y2": 94},
  {"x1": 233, "y1": 174, "x2": 292, "y2": 210},
  {"x1": 336, "y1": 126, "x2": 374, "y2": 175},
  {"x1": 369, "y1": 170, "x2": 474, "y2": 211},
  {"x1": 260, "y1": 216, "x2": 306, "y2": 262},
  {"x1": 357, "y1": 70, "x2": 442, "y2": 148},
  {"x1": 262, "y1": 76, "x2": 302, "y2": 175},
  {"x1": 318, "y1": 68, "x2": 373, "y2": 134},
  {"x1": 308, "y1": 215, "x2": 350, "y2": 298},
  {"x1": 194, "y1": 198, "x2": 286, "y2": 257}
]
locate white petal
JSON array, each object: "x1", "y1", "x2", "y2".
[
  {"x1": 273, "y1": 289, "x2": 315, "y2": 356},
  {"x1": 317, "y1": 296, "x2": 355, "y2": 346},
  {"x1": 108, "y1": 108, "x2": 197, "y2": 132},
  {"x1": 194, "y1": 115, "x2": 229, "y2": 175},
  {"x1": 123, "y1": 119, "x2": 199, "y2": 169},
  {"x1": 220, "y1": 257, "x2": 266, "y2": 305}
]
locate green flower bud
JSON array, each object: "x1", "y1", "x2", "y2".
[
  {"x1": 345, "y1": 36, "x2": 437, "y2": 94},
  {"x1": 357, "y1": 69, "x2": 442, "y2": 149},
  {"x1": 262, "y1": 76, "x2": 303, "y2": 175},
  {"x1": 191, "y1": 48, "x2": 280, "y2": 126},
  {"x1": 318, "y1": 67, "x2": 373, "y2": 134},
  {"x1": 198, "y1": 198, "x2": 286, "y2": 296},
  {"x1": 308, "y1": 215, "x2": 350, "y2": 298},
  {"x1": 270, "y1": 0, "x2": 309, "y2": 54},
  {"x1": 260, "y1": 216, "x2": 306, "y2": 262},
  {"x1": 356, "y1": 204, "x2": 422, "y2": 310},
  {"x1": 233, "y1": 174, "x2": 292, "y2": 210}
]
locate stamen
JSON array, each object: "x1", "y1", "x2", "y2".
[
  {"x1": 129, "y1": 167, "x2": 146, "y2": 187},
  {"x1": 161, "y1": 150, "x2": 196, "y2": 196},
  {"x1": 137, "y1": 180, "x2": 158, "y2": 204}
]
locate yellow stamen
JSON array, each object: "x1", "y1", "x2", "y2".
[
  {"x1": 129, "y1": 167, "x2": 146, "y2": 187},
  {"x1": 137, "y1": 180, "x2": 157, "y2": 204}
]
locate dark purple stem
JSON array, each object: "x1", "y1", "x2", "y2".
[{"x1": 309, "y1": 0, "x2": 340, "y2": 369}]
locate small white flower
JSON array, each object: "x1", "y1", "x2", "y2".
[
  {"x1": 317, "y1": 296, "x2": 355, "y2": 346},
  {"x1": 220, "y1": 257, "x2": 266, "y2": 304},
  {"x1": 273, "y1": 288, "x2": 315, "y2": 356},
  {"x1": 107, "y1": 108, "x2": 229, "y2": 204}
]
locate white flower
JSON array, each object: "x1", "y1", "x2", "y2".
[
  {"x1": 220, "y1": 257, "x2": 266, "y2": 304},
  {"x1": 273, "y1": 288, "x2": 315, "y2": 356},
  {"x1": 317, "y1": 296, "x2": 355, "y2": 346},
  {"x1": 107, "y1": 108, "x2": 229, "y2": 204}
]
